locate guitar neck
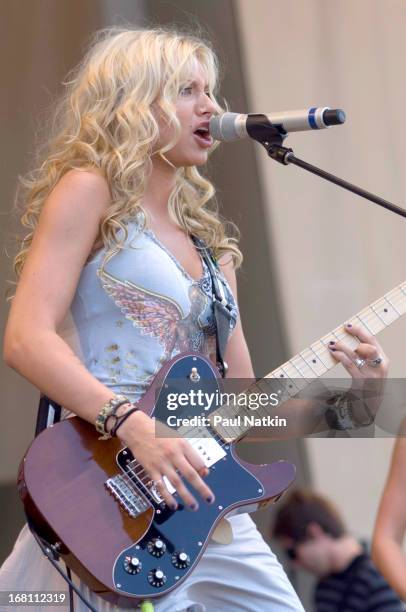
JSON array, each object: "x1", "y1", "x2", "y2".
[{"x1": 211, "y1": 281, "x2": 406, "y2": 442}]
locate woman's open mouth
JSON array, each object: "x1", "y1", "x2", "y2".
[{"x1": 193, "y1": 128, "x2": 214, "y2": 148}]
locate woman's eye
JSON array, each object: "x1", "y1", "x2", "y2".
[{"x1": 179, "y1": 87, "x2": 213, "y2": 99}]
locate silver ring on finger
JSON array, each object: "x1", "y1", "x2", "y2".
[
  {"x1": 354, "y1": 357, "x2": 366, "y2": 369},
  {"x1": 153, "y1": 478, "x2": 164, "y2": 487},
  {"x1": 366, "y1": 355, "x2": 383, "y2": 368}
]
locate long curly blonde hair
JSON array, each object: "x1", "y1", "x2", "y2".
[{"x1": 8, "y1": 25, "x2": 242, "y2": 299}]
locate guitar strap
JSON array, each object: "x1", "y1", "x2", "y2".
[
  {"x1": 192, "y1": 236, "x2": 235, "y2": 378},
  {"x1": 35, "y1": 394, "x2": 62, "y2": 436}
]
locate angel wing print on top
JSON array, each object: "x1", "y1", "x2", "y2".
[{"x1": 97, "y1": 267, "x2": 216, "y2": 362}]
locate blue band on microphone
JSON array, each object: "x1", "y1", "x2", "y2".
[{"x1": 308, "y1": 107, "x2": 318, "y2": 129}]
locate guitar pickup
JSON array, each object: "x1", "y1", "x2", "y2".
[{"x1": 187, "y1": 437, "x2": 227, "y2": 467}]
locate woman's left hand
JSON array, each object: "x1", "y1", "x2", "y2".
[{"x1": 328, "y1": 323, "x2": 389, "y2": 379}]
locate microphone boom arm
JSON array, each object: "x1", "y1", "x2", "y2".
[{"x1": 256, "y1": 124, "x2": 406, "y2": 219}]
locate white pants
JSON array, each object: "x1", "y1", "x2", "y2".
[{"x1": 0, "y1": 514, "x2": 304, "y2": 611}]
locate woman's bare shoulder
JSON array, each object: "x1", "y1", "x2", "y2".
[
  {"x1": 55, "y1": 167, "x2": 110, "y2": 201},
  {"x1": 49, "y1": 167, "x2": 111, "y2": 252}
]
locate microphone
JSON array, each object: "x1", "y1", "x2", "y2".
[{"x1": 209, "y1": 107, "x2": 346, "y2": 142}]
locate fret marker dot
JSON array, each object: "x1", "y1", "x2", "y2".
[
  {"x1": 279, "y1": 374, "x2": 284, "y2": 377},
  {"x1": 384, "y1": 308, "x2": 388, "y2": 313},
  {"x1": 312, "y1": 359, "x2": 316, "y2": 363}
]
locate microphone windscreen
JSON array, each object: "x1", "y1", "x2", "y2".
[{"x1": 209, "y1": 113, "x2": 240, "y2": 141}]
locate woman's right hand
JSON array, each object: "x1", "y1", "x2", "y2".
[{"x1": 115, "y1": 409, "x2": 215, "y2": 511}]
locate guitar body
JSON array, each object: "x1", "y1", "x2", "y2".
[{"x1": 18, "y1": 353, "x2": 296, "y2": 605}]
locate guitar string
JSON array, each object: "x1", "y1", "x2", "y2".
[
  {"x1": 121, "y1": 415, "x2": 239, "y2": 503},
  {"x1": 124, "y1": 421, "x2": 230, "y2": 494},
  {"x1": 274, "y1": 287, "x2": 405, "y2": 379}
]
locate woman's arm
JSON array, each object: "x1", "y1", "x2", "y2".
[
  {"x1": 4, "y1": 169, "x2": 117, "y2": 418},
  {"x1": 371, "y1": 429, "x2": 406, "y2": 601}
]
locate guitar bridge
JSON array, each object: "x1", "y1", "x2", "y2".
[{"x1": 105, "y1": 473, "x2": 150, "y2": 518}]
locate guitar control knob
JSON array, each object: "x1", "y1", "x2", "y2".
[
  {"x1": 147, "y1": 538, "x2": 166, "y2": 557},
  {"x1": 172, "y1": 551, "x2": 190, "y2": 569},
  {"x1": 148, "y1": 568, "x2": 167, "y2": 587},
  {"x1": 123, "y1": 556, "x2": 142, "y2": 574}
]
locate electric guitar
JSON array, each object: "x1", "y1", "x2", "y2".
[{"x1": 18, "y1": 280, "x2": 406, "y2": 606}]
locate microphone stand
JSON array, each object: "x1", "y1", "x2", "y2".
[{"x1": 255, "y1": 125, "x2": 406, "y2": 219}]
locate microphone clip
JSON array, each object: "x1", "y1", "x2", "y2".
[{"x1": 246, "y1": 114, "x2": 293, "y2": 165}]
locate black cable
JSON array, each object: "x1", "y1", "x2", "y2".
[
  {"x1": 29, "y1": 526, "x2": 98, "y2": 612},
  {"x1": 66, "y1": 565, "x2": 74, "y2": 611}
]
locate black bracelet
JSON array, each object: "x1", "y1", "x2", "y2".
[
  {"x1": 110, "y1": 406, "x2": 140, "y2": 437},
  {"x1": 104, "y1": 400, "x2": 133, "y2": 434}
]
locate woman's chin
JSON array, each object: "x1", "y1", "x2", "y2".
[
  {"x1": 187, "y1": 152, "x2": 210, "y2": 167},
  {"x1": 162, "y1": 143, "x2": 211, "y2": 168}
]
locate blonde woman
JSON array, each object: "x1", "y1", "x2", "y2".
[{"x1": 0, "y1": 26, "x2": 306, "y2": 611}]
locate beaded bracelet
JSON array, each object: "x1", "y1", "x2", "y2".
[
  {"x1": 110, "y1": 406, "x2": 140, "y2": 438},
  {"x1": 95, "y1": 394, "x2": 130, "y2": 440}
]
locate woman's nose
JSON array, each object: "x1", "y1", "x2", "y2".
[{"x1": 197, "y1": 93, "x2": 219, "y2": 115}]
